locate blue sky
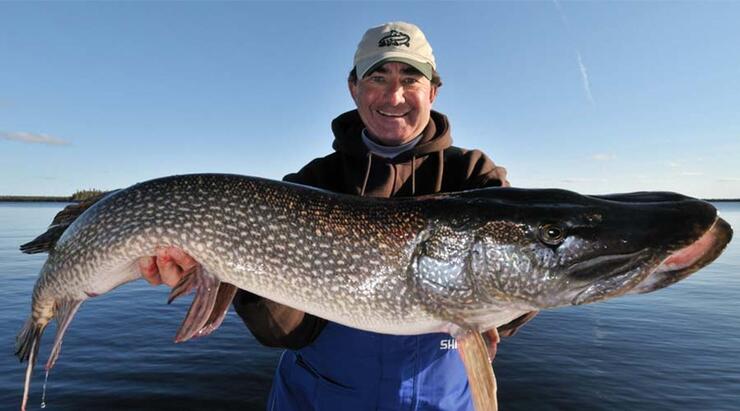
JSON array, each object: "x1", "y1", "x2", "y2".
[{"x1": 1, "y1": 1, "x2": 739, "y2": 198}]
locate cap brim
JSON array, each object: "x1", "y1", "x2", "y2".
[{"x1": 358, "y1": 56, "x2": 433, "y2": 80}]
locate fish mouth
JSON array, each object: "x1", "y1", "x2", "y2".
[
  {"x1": 630, "y1": 216, "x2": 733, "y2": 294},
  {"x1": 568, "y1": 250, "x2": 652, "y2": 306},
  {"x1": 570, "y1": 216, "x2": 733, "y2": 305},
  {"x1": 566, "y1": 249, "x2": 651, "y2": 282}
]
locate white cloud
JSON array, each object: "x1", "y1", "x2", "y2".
[
  {"x1": 717, "y1": 178, "x2": 740, "y2": 182},
  {"x1": 0, "y1": 131, "x2": 70, "y2": 145},
  {"x1": 680, "y1": 171, "x2": 704, "y2": 176},
  {"x1": 592, "y1": 153, "x2": 615, "y2": 161},
  {"x1": 668, "y1": 161, "x2": 681, "y2": 168}
]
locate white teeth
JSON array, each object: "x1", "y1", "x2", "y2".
[{"x1": 378, "y1": 110, "x2": 407, "y2": 117}]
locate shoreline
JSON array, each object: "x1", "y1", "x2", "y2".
[{"x1": 0, "y1": 196, "x2": 74, "y2": 203}]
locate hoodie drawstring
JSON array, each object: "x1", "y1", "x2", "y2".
[
  {"x1": 360, "y1": 152, "x2": 372, "y2": 197},
  {"x1": 434, "y1": 151, "x2": 444, "y2": 193},
  {"x1": 361, "y1": 150, "x2": 444, "y2": 197},
  {"x1": 411, "y1": 155, "x2": 416, "y2": 196}
]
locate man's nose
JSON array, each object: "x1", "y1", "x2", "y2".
[{"x1": 384, "y1": 81, "x2": 405, "y2": 105}]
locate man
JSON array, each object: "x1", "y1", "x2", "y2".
[{"x1": 140, "y1": 22, "x2": 534, "y2": 410}]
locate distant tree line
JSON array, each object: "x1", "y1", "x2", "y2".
[
  {"x1": 71, "y1": 189, "x2": 106, "y2": 202},
  {"x1": 0, "y1": 189, "x2": 108, "y2": 202}
]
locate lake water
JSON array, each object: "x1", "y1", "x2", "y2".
[{"x1": 1, "y1": 202, "x2": 738, "y2": 410}]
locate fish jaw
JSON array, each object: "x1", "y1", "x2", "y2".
[
  {"x1": 630, "y1": 216, "x2": 733, "y2": 294},
  {"x1": 571, "y1": 216, "x2": 732, "y2": 305}
]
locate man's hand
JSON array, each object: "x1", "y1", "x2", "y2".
[
  {"x1": 138, "y1": 246, "x2": 199, "y2": 287},
  {"x1": 138, "y1": 248, "x2": 320, "y2": 349}
]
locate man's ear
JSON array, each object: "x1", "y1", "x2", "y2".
[
  {"x1": 348, "y1": 80, "x2": 359, "y2": 104},
  {"x1": 429, "y1": 85, "x2": 439, "y2": 103}
]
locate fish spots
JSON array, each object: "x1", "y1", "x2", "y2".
[
  {"x1": 479, "y1": 221, "x2": 527, "y2": 245},
  {"x1": 32, "y1": 174, "x2": 437, "y2": 344}
]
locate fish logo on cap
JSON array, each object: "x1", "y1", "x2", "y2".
[{"x1": 378, "y1": 30, "x2": 410, "y2": 48}]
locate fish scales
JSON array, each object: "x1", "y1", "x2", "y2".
[
  {"x1": 36, "y1": 174, "x2": 440, "y2": 332},
  {"x1": 15, "y1": 173, "x2": 733, "y2": 411}
]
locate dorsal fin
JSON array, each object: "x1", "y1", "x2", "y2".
[{"x1": 19, "y1": 190, "x2": 116, "y2": 254}]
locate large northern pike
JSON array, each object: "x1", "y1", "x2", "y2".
[{"x1": 16, "y1": 174, "x2": 732, "y2": 410}]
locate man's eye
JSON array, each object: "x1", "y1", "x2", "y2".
[
  {"x1": 369, "y1": 76, "x2": 386, "y2": 83},
  {"x1": 402, "y1": 78, "x2": 420, "y2": 85}
]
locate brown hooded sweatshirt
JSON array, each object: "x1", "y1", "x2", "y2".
[{"x1": 233, "y1": 109, "x2": 532, "y2": 349}]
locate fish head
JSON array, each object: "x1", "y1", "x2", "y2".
[{"x1": 456, "y1": 189, "x2": 733, "y2": 311}]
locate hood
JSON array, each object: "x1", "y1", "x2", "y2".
[{"x1": 331, "y1": 109, "x2": 453, "y2": 161}]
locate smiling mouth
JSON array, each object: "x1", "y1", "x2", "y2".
[{"x1": 377, "y1": 110, "x2": 408, "y2": 118}]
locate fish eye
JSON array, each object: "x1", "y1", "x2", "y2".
[{"x1": 539, "y1": 223, "x2": 566, "y2": 246}]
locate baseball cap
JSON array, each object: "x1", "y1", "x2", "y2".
[{"x1": 353, "y1": 21, "x2": 436, "y2": 80}]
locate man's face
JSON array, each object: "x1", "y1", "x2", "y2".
[{"x1": 349, "y1": 62, "x2": 438, "y2": 146}]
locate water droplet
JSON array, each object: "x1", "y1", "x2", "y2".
[{"x1": 40, "y1": 369, "x2": 49, "y2": 408}]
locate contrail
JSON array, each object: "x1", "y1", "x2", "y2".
[
  {"x1": 0, "y1": 131, "x2": 70, "y2": 145},
  {"x1": 552, "y1": 0, "x2": 569, "y2": 25},
  {"x1": 552, "y1": 0, "x2": 594, "y2": 104},
  {"x1": 576, "y1": 51, "x2": 594, "y2": 104}
]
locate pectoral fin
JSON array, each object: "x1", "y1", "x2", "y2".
[
  {"x1": 167, "y1": 266, "x2": 198, "y2": 304},
  {"x1": 172, "y1": 266, "x2": 235, "y2": 343},
  {"x1": 193, "y1": 282, "x2": 237, "y2": 339},
  {"x1": 455, "y1": 329, "x2": 498, "y2": 411}
]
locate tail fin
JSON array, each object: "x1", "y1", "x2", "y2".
[
  {"x1": 15, "y1": 318, "x2": 44, "y2": 363},
  {"x1": 16, "y1": 318, "x2": 47, "y2": 411},
  {"x1": 16, "y1": 299, "x2": 83, "y2": 411}
]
